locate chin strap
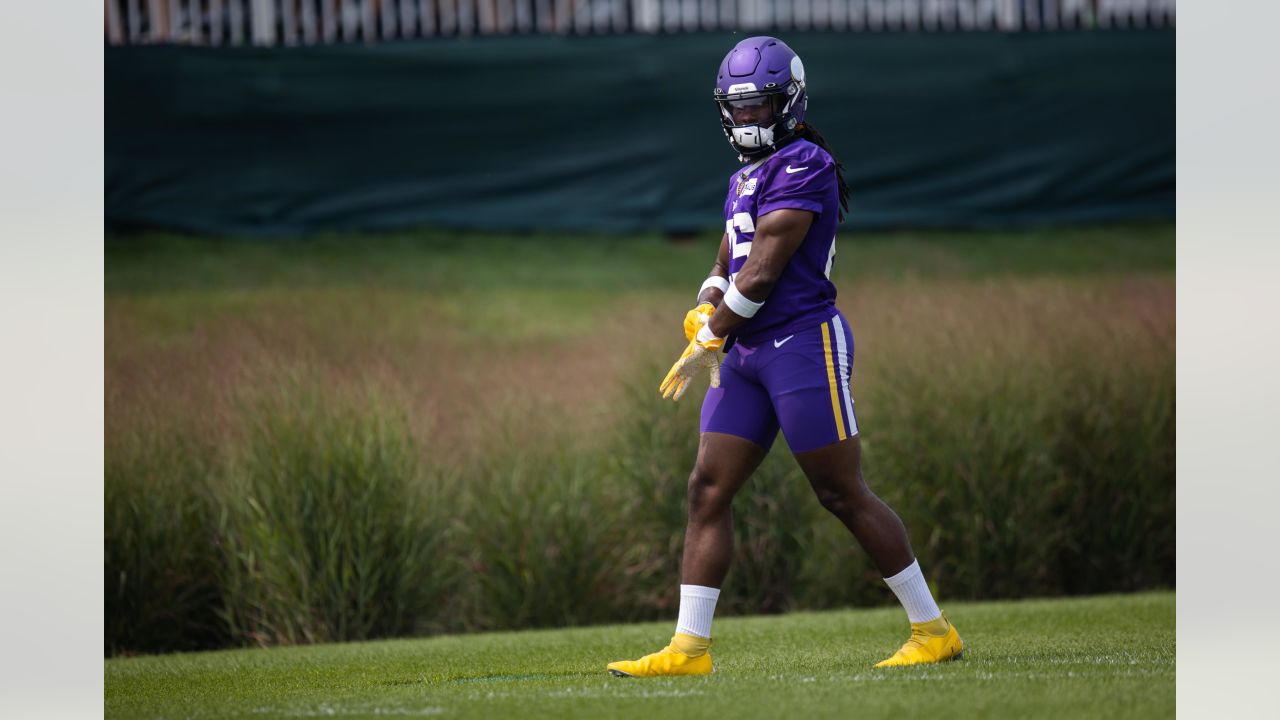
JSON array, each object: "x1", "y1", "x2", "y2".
[
  {"x1": 736, "y1": 154, "x2": 770, "y2": 177},
  {"x1": 737, "y1": 142, "x2": 785, "y2": 164}
]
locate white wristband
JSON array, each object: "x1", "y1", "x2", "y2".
[
  {"x1": 698, "y1": 275, "x2": 730, "y2": 301},
  {"x1": 724, "y1": 281, "x2": 765, "y2": 318}
]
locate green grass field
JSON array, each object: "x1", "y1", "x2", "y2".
[{"x1": 105, "y1": 592, "x2": 1173, "y2": 719}]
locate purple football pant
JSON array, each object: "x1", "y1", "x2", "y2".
[{"x1": 701, "y1": 312, "x2": 859, "y2": 454}]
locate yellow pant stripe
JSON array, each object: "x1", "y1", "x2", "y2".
[{"x1": 821, "y1": 322, "x2": 848, "y2": 442}]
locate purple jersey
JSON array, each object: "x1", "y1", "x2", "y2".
[{"x1": 723, "y1": 138, "x2": 840, "y2": 345}]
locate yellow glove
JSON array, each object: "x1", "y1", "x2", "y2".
[
  {"x1": 659, "y1": 326, "x2": 725, "y2": 401},
  {"x1": 683, "y1": 302, "x2": 715, "y2": 341}
]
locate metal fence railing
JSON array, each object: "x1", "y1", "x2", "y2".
[{"x1": 105, "y1": 0, "x2": 1176, "y2": 46}]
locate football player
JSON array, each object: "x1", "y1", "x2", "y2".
[{"x1": 607, "y1": 36, "x2": 963, "y2": 678}]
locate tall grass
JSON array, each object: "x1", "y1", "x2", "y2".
[
  {"x1": 105, "y1": 234, "x2": 1175, "y2": 654},
  {"x1": 217, "y1": 382, "x2": 452, "y2": 646},
  {"x1": 852, "y1": 279, "x2": 1175, "y2": 602},
  {"x1": 459, "y1": 445, "x2": 639, "y2": 630},
  {"x1": 598, "y1": 278, "x2": 1175, "y2": 614},
  {"x1": 105, "y1": 426, "x2": 227, "y2": 655}
]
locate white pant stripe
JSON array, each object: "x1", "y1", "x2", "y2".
[{"x1": 832, "y1": 316, "x2": 858, "y2": 436}]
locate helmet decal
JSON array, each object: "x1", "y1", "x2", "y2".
[{"x1": 791, "y1": 56, "x2": 805, "y2": 83}]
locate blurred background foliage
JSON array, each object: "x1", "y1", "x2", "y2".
[{"x1": 105, "y1": 225, "x2": 1173, "y2": 655}]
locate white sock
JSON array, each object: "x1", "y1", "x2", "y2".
[
  {"x1": 883, "y1": 559, "x2": 942, "y2": 624},
  {"x1": 674, "y1": 584, "x2": 720, "y2": 639}
]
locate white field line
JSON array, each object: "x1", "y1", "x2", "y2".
[
  {"x1": 807, "y1": 668, "x2": 1172, "y2": 683},
  {"x1": 250, "y1": 704, "x2": 445, "y2": 717},
  {"x1": 547, "y1": 685, "x2": 706, "y2": 698},
  {"x1": 462, "y1": 682, "x2": 707, "y2": 701}
]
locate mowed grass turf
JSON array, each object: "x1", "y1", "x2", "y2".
[{"x1": 105, "y1": 592, "x2": 1173, "y2": 720}]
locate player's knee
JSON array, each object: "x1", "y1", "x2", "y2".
[
  {"x1": 687, "y1": 467, "x2": 730, "y2": 519},
  {"x1": 813, "y1": 482, "x2": 868, "y2": 521},
  {"x1": 814, "y1": 486, "x2": 853, "y2": 520}
]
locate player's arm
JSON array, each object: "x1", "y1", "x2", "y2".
[
  {"x1": 683, "y1": 233, "x2": 732, "y2": 341},
  {"x1": 696, "y1": 233, "x2": 732, "y2": 307},
  {"x1": 662, "y1": 214, "x2": 809, "y2": 400},
  {"x1": 706, "y1": 209, "x2": 814, "y2": 338},
  {"x1": 664, "y1": 233, "x2": 733, "y2": 399}
]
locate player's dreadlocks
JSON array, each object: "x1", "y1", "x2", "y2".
[{"x1": 793, "y1": 123, "x2": 851, "y2": 222}]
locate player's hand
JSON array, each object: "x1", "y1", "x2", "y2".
[
  {"x1": 659, "y1": 327, "x2": 725, "y2": 401},
  {"x1": 683, "y1": 302, "x2": 715, "y2": 342}
]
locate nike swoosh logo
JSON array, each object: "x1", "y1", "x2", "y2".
[
  {"x1": 773, "y1": 335, "x2": 795, "y2": 348},
  {"x1": 785, "y1": 165, "x2": 809, "y2": 174}
]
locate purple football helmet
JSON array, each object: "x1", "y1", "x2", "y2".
[{"x1": 714, "y1": 36, "x2": 809, "y2": 160}]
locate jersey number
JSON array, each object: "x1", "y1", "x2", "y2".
[
  {"x1": 728, "y1": 217, "x2": 837, "y2": 281},
  {"x1": 726, "y1": 212, "x2": 755, "y2": 261}
]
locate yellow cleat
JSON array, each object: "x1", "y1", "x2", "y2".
[
  {"x1": 607, "y1": 636, "x2": 713, "y2": 678},
  {"x1": 874, "y1": 613, "x2": 964, "y2": 668}
]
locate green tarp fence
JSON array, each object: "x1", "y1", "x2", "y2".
[{"x1": 106, "y1": 32, "x2": 1173, "y2": 237}]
